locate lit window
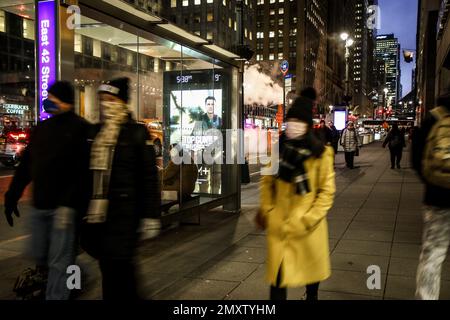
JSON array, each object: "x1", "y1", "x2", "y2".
[
  {"x1": 278, "y1": 53, "x2": 283, "y2": 60},
  {"x1": 207, "y1": 31, "x2": 213, "y2": 40},
  {"x1": 269, "y1": 31, "x2": 275, "y2": 38},
  {"x1": 93, "y1": 39, "x2": 101, "y2": 58},
  {"x1": 0, "y1": 10, "x2": 4, "y2": 33},
  {"x1": 183, "y1": 0, "x2": 188, "y2": 6},
  {"x1": 74, "y1": 34, "x2": 82, "y2": 53},
  {"x1": 171, "y1": 0, "x2": 177, "y2": 7},
  {"x1": 195, "y1": 0, "x2": 201, "y2": 4},
  {"x1": 269, "y1": 54, "x2": 275, "y2": 60},
  {"x1": 207, "y1": 0, "x2": 213, "y2": 3},
  {"x1": 279, "y1": 8, "x2": 284, "y2": 14},
  {"x1": 257, "y1": 0, "x2": 264, "y2": 4},
  {"x1": 207, "y1": 13, "x2": 213, "y2": 22},
  {"x1": 23, "y1": 18, "x2": 35, "y2": 40}
]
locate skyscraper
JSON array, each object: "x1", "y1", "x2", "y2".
[
  {"x1": 254, "y1": 0, "x2": 331, "y2": 106},
  {"x1": 375, "y1": 34, "x2": 401, "y2": 108},
  {"x1": 158, "y1": 0, "x2": 256, "y2": 54},
  {"x1": 352, "y1": 0, "x2": 378, "y2": 116}
]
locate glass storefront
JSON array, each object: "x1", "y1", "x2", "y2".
[
  {"x1": 0, "y1": 1, "x2": 241, "y2": 214},
  {"x1": 0, "y1": 3, "x2": 36, "y2": 138}
]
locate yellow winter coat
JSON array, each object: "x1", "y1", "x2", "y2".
[{"x1": 260, "y1": 146, "x2": 336, "y2": 287}]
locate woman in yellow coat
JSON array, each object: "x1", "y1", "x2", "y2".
[{"x1": 259, "y1": 90, "x2": 336, "y2": 300}]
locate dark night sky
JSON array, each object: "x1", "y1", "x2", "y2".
[{"x1": 378, "y1": 0, "x2": 418, "y2": 97}]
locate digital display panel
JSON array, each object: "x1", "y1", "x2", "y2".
[
  {"x1": 163, "y1": 69, "x2": 230, "y2": 195},
  {"x1": 334, "y1": 110, "x2": 347, "y2": 131}
]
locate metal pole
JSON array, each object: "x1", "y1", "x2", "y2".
[
  {"x1": 283, "y1": 76, "x2": 286, "y2": 122},
  {"x1": 345, "y1": 46, "x2": 350, "y2": 103}
]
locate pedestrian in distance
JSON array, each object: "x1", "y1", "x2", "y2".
[
  {"x1": 256, "y1": 88, "x2": 336, "y2": 301},
  {"x1": 412, "y1": 92, "x2": 450, "y2": 300},
  {"x1": 315, "y1": 120, "x2": 333, "y2": 146},
  {"x1": 328, "y1": 121, "x2": 340, "y2": 155},
  {"x1": 382, "y1": 123, "x2": 406, "y2": 169},
  {"x1": 340, "y1": 121, "x2": 361, "y2": 169},
  {"x1": 82, "y1": 77, "x2": 161, "y2": 300},
  {"x1": 3, "y1": 81, "x2": 92, "y2": 300}
]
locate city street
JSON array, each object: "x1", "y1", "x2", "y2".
[{"x1": 1, "y1": 142, "x2": 448, "y2": 300}]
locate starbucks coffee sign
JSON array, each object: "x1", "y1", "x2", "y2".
[{"x1": 1, "y1": 104, "x2": 30, "y2": 115}]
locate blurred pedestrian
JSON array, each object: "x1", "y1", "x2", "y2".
[
  {"x1": 257, "y1": 88, "x2": 336, "y2": 301},
  {"x1": 3, "y1": 81, "x2": 92, "y2": 300},
  {"x1": 412, "y1": 93, "x2": 450, "y2": 300},
  {"x1": 382, "y1": 123, "x2": 406, "y2": 169},
  {"x1": 162, "y1": 144, "x2": 198, "y2": 200},
  {"x1": 340, "y1": 121, "x2": 361, "y2": 169},
  {"x1": 328, "y1": 121, "x2": 340, "y2": 155},
  {"x1": 83, "y1": 78, "x2": 161, "y2": 300}
]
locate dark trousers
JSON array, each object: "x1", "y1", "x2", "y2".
[
  {"x1": 99, "y1": 258, "x2": 138, "y2": 300},
  {"x1": 344, "y1": 152, "x2": 355, "y2": 168},
  {"x1": 270, "y1": 266, "x2": 320, "y2": 300},
  {"x1": 389, "y1": 148, "x2": 403, "y2": 168}
]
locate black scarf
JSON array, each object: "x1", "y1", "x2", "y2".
[{"x1": 278, "y1": 132, "x2": 325, "y2": 195}]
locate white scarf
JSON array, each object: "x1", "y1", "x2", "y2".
[{"x1": 90, "y1": 101, "x2": 129, "y2": 172}]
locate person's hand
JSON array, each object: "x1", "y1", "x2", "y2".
[
  {"x1": 139, "y1": 218, "x2": 162, "y2": 241},
  {"x1": 4, "y1": 191, "x2": 20, "y2": 227}
]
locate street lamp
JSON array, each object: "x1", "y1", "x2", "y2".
[{"x1": 340, "y1": 32, "x2": 354, "y2": 106}]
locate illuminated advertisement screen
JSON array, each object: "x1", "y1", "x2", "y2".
[
  {"x1": 163, "y1": 70, "x2": 230, "y2": 195},
  {"x1": 334, "y1": 110, "x2": 347, "y2": 131},
  {"x1": 163, "y1": 70, "x2": 229, "y2": 152},
  {"x1": 37, "y1": 0, "x2": 57, "y2": 121}
]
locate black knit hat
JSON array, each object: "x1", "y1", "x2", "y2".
[
  {"x1": 98, "y1": 77, "x2": 130, "y2": 103},
  {"x1": 286, "y1": 96, "x2": 314, "y2": 126},
  {"x1": 48, "y1": 81, "x2": 74, "y2": 105}
]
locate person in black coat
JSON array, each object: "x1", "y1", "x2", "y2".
[
  {"x1": 3, "y1": 81, "x2": 92, "y2": 300},
  {"x1": 382, "y1": 123, "x2": 406, "y2": 169},
  {"x1": 86, "y1": 78, "x2": 160, "y2": 300},
  {"x1": 315, "y1": 120, "x2": 333, "y2": 146}
]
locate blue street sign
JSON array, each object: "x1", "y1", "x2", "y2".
[
  {"x1": 280, "y1": 60, "x2": 289, "y2": 74},
  {"x1": 284, "y1": 73, "x2": 293, "y2": 79}
]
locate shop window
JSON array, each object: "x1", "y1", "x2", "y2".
[
  {"x1": 7, "y1": 12, "x2": 22, "y2": 38},
  {"x1": 0, "y1": 54, "x2": 7, "y2": 72},
  {"x1": 23, "y1": 40, "x2": 34, "y2": 58},
  {"x1": 9, "y1": 37, "x2": 22, "y2": 55}
]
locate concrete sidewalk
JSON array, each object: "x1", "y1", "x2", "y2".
[{"x1": 1, "y1": 142, "x2": 450, "y2": 300}]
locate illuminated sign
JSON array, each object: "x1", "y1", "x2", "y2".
[
  {"x1": 334, "y1": 110, "x2": 347, "y2": 131},
  {"x1": 37, "y1": 0, "x2": 57, "y2": 121},
  {"x1": 1, "y1": 104, "x2": 30, "y2": 115}
]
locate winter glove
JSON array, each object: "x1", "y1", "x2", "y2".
[
  {"x1": 139, "y1": 218, "x2": 162, "y2": 241},
  {"x1": 4, "y1": 191, "x2": 20, "y2": 227}
]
